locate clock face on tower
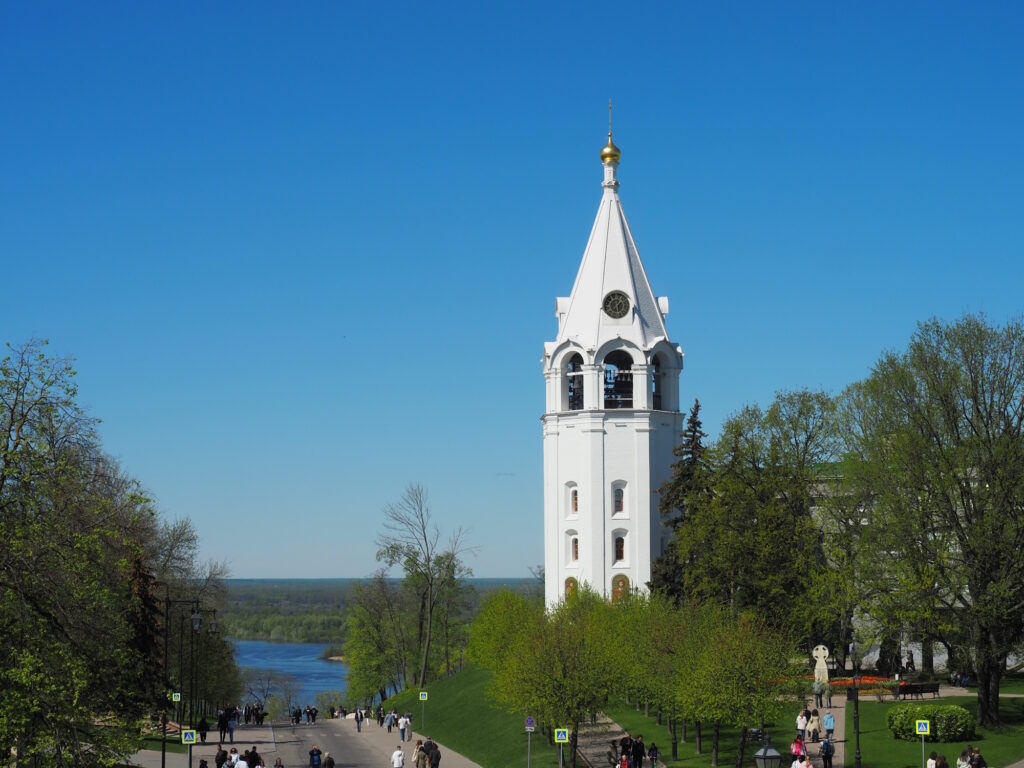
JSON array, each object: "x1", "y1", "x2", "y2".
[{"x1": 602, "y1": 291, "x2": 631, "y2": 319}]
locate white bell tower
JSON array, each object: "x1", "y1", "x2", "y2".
[{"x1": 541, "y1": 124, "x2": 683, "y2": 606}]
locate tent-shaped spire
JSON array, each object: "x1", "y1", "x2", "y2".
[{"x1": 554, "y1": 133, "x2": 670, "y2": 353}]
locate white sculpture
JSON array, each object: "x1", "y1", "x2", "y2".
[{"x1": 812, "y1": 644, "x2": 830, "y2": 685}]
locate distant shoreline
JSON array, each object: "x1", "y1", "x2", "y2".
[{"x1": 225, "y1": 576, "x2": 535, "y2": 584}]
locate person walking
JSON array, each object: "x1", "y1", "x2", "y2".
[
  {"x1": 796, "y1": 710, "x2": 808, "y2": 740},
  {"x1": 632, "y1": 736, "x2": 646, "y2": 768},
  {"x1": 391, "y1": 745, "x2": 405, "y2": 768},
  {"x1": 355, "y1": 708, "x2": 363, "y2": 732},
  {"x1": 412, "y1": 740, "x2": 427, "y2": 768},
  {"x1": 820, "y1": 738, "x2": 834, "y2": 768},
  {"x1": 215, "y1": 745, "x2": 228, "y2": 768},
  {"x1": 398, "y1": 714, "x2": 408, "y2": 742},
  {"x1": 822, "y1": 711, "x2": 834, "y2": 740},
  {"x1": 647, "y1": 743, "x2": 660, "y2": 768},
  {"x1": 308, "y1": 744, "x2": 322, "y2": 768},
  {"x1": 807, "y1": 710, "x2": 822, "y2": 743}
]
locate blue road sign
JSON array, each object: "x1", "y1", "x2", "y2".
[
  {"x1": 181, "y1": 730, "x2": 196, "y2": 745},
  {"x1": 554, "y1": 728, "x2": 569, "y2": 743}
]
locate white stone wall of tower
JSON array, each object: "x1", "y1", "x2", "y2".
[{"x1": 541, "y1": 145, "x2": 684, "y2": 607}]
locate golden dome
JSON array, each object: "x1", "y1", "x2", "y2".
[{"x1": 600, "y1": 132, "x2": 621, "y2": 163}]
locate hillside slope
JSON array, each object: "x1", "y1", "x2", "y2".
[{"x1": 384, "y1": 666, "x2": 565, "y2": 768}]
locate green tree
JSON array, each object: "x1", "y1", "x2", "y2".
[
  {"x1": 376, "y1": 483, "x2": 473, "y2": 687},
  {"x1": 0, "y1": 341, "x2": 160, "y2": 766},
  {"x1": 847, "y1": 315, "x2": 1024, "y2": 726},
  {"x1": 651, "y1": 399, "x2": 710, "y2": 602},
  {"x1": 676, "y1": 604, "x2": 801, "y2": 767},
  {"x1": 471, "y1": 587, "x2": 617, "y2": 768},
  {"x1": 344, "y1": 573, "x2": 410, "y2": 703},
  {"x1": 671, "y1": 391, "x2": 841, "y2": 645},
  {"x1": 0, "y1": 340, "x2": 240, "y2": 765}
]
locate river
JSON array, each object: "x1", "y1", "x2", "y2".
[{"x1": 232, "y1": 640, "x2": 348, "y2": 705}]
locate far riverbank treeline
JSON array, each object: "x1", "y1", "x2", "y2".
[{"x1": 221, "y1": 577, "x2": 533, "y2": 644}]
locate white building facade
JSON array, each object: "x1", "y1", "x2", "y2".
[{"x1": 542, "y1": 131, "x2": 684, "y2": 606}]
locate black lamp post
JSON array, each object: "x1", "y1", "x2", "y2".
[
  {"x1": 754, "y1": 733, "x2": 782, "y2": 768},
  {"x1": 162, "y1": 591, "x2": 210, "y2": 768},
  {"x1": 849, "y1": 673, "x2": 863, "y2": 768}
]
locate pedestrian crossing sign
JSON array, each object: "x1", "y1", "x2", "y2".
[
  {"x1": 916, "y1": 720, "x2": 930, "y2": 735},
  {"x1": 419, "y1": 691, "x2": 428, "y2": 701},
  {"x1": 554, "y1": 728, "x2": 569, "y2": 743},
  {"x1": 181, "y1": 730, "x2": 197, "y2": 745},
  {"x1": 171, "y1": 692, "x2": 181, "y2": 702}
]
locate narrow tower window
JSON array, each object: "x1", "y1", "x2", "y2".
[
  {"x1": 571, "y1": 537, "x2": 579, "y2": 561},
  {"x1": 614, "y1": 487, "x2": 624, "y2": 514},
  {"x1": 571, "y1": 489, "x2": 579, "y2": 513},
  {"x1": 603, "y1": 350, "x2": 634, "y2": 409},
  {"x1": 614, "y1": 536, "x2": 625, "y2": 562}
]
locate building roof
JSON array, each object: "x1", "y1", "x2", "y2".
[{"x1": 553, "y1": 139, "x2": 671, "y2": 357}]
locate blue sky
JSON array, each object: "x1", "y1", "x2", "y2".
[{"x1": 2, "y1": 2, "x2": 1022, "y2": 578}]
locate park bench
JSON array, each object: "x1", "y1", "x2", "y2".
[{"x1": 893, "y1": 682, "x2": 941, "y2": 700}]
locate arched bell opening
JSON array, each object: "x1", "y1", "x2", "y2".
[
  {"x1": 603, "y1": 349, "x2": 634, "y2": 409},
  {"x1": 562, "y1": 352, "x2": 585, "y2": 411},
  {"x1": 651, "y1": 352, "x2": 666, "y2": 410}
]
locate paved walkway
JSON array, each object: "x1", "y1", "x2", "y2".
[
  {"x1": 576, "y1": 712, "x2": 628, "y2": 767},
  {"x1": 128, "y1": 717, "x2": 481, "y2": 768}
]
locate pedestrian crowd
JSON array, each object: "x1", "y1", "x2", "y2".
[
  {"x1": 290, "y1": 705, "x2": 321, "y2": 725},
  {"x1": 790, "y1": 704, "x2": 836, "y2": 768},
  {"x1": 211, "y1": 743, "x2": 268, "y2": 768},
  {"x1": 351, "y1": 705, "x2": 414, "y2": 742},
  {"x1": 605, "y1": 732, "x2": 660, "y2": 768},
  {"x1": 388, "y1": 736, "x2": 442, "y2": 767}
]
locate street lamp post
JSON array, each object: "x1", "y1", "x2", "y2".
[
  {"x1": 848, "y1": 673, "x2": 863, "y2": 768},
  {"x1": 753, "y1": 733, "x2": 782, "y2": 768},
  {"x1": 190, "y1": 606, "x2": 201, "y2": 729},
  {"x1": 162, "y1": 591, "x2": 210, "y2": 768},
  {"x1": 196, "y1": 612, "x2": 217, "y2": 724}
]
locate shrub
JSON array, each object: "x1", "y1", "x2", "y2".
[{"x1": 887, "y1": 703, "x2": 976, "y2": 742}]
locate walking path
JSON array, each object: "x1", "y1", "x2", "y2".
[
  {"x1": 128, "y1": 716, "x2": 481, "y2": 768},
  {"x1": 576, "y1": 712, "x2": 629, "y2": 767}
]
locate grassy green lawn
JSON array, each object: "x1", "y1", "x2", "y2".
[
  {"x1": 846, "y1": 696, "x2": 1024, "y2": 768},
  {"x1": 384, "y1": 665, "x2": 565, "y2": 768},
  {"x1": 604, "y1": 702, "x2": 788, "y2": 768},
  {"x1": 141, "y1": 737, "x2": 187, "y2": 754},
  {"x1": 963, "y1": 674, "x2": 1024, "y2": 696}
]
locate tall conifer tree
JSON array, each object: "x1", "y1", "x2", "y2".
[{"x1": 650, "y1": 399, "x2": 708, "y2": 601}]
